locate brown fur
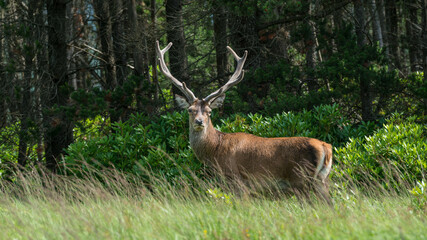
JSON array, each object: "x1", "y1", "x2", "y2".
[{"x1": 187, "y1": 100, "x2": 333, "y2": 202}]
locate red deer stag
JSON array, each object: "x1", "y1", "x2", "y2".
[{"x1": 156, "y1": 41, "x2": 333, "y2": 202}]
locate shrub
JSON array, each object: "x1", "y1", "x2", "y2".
[
  {"x1": 218, "y1": 104, "x2": 376, "y2": 147},
  {"x1": 334, "y1": 114, "x2": 427, "y2": 188},
  {"x1": 63, "y1": 112, "x2": 203, "y2": 183}
]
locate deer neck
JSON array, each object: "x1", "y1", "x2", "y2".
[{"x1": 189, "y1": 120, "x2": 221, "y2": 163}]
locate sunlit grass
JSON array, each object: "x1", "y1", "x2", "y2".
[{"x1": 0, "y1": 167, "x2": 426, "y2": 239}]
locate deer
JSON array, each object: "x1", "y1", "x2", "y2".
[{"x1": 156, "y1": 41, "x2": 333, "y2": 203}]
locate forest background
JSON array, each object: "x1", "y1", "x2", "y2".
[{"x1": 0, "y1": 0, "x2": 426, "y2": 183}]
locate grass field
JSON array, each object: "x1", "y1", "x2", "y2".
[{"x1": 1, "y1": 168, "x2": 426, "y2": 239}]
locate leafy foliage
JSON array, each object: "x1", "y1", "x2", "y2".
[
  {"x1": 219, "y1": 104, "x2": 376, "y2": 147},
  {"x1": 0, "y1": 122, "x2": 39, "y2": 178},
  {"x1": 64, "y1": 112, "x2": 202, "y2": 183},
  {"x1": 409, "y1": 180, "x2": 427, "y2": 212},
  {"x1": 334, "y1": 114, "x2": 427, "y2": 187}
]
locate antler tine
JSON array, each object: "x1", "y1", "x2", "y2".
[
  {"x1": 203, "y1": 46, "x2": 248, "y2": 103},
  {"x1": 156, "y1": 41, "x2": 196, "y2": 102}
]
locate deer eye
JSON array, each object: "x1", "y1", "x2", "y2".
[{"x1": 188, "y1": 109, "x2": 193, "y2": 113}]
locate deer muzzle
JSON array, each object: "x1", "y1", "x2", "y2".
[{"x1": 193, "y1": 118, "x2": 204, "y2": 131}]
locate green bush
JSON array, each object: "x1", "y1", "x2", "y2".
[
  {"x1": 334, "y1": 114, "x2": 427, "y2": 187},
  {"x1": 63, "y1": 112, "x2": 202, "y2": 183},
  {"x1": 0, "y1": 122, "x2": 39, "y2": 179},
  {"x1": 218, "y1": 104, "x2": 376, "y2": 147}
]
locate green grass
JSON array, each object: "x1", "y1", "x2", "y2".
[{"x1": 0, "y1": 168, "x2": 426, "y2": 239}]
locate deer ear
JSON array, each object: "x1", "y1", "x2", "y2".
[
  {"x1": 209, "y1": 94, "x2": 225, "y2": 109},
  {"x1": 175, "y1": 94, "x2": 190, "y2": 109}
]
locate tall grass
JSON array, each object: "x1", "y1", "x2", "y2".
[{"x1": 0, "y1": 165, "x2": 426, "y2": 239}]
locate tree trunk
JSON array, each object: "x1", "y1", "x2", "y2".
[
  {"x1": 422, "y1": 0, "x2": 427, "y2": 112},
  {"x1": 93, "y1": 0, "x2": 116, "y2": 90},
  {"x1": 213, "y1": 3, "x2": 228, "y2": 85},
  {"x1": 306, "y1": 1, "x2": 320, "y2": 93},
  {"x1": 368, "y1": 0, "x2": 384, "y2": 47},
  {"x1": 0, "y1": 4, "x2": 5, "y2": 127},
  {"x1": 145, "y1": 0, "x2": 162, "y2": 109},
  {"x1": 35, "y1": 0, "x2": 47, "y2": 164},
  {"x1": 110, "y1": 0, "x2": 127, "y2": 86},
  {"x1": 354, "y1": 0, "x2": 374, "y2": 121},
  {"x1": 151, "y1": 0, "x2": 159, "y2": 103},
  {"x1": 406, "y1": 0, "x2": 419, "y2": 72},
  {"x1": 128, "y1": 0, "x2": 144, "y2": 76},
  {"x1": 66, "y1": 1, "x2": 77, "y2": 90},
  {"x1": 354, "y1": 0, "x2": 367, "y2": 46},
  {"x1": 376, "y1": 0, "x2": 389, "y2": 55},
  {"x1": 45, "y1": 0, "x2": 73, "y2": 172},
  {"x1": 166, "y1": 0, "x2": 189, "y2": 98},
  {"x1": 1, "y1": 2, "x2": 17, "y2": 127},
  {"x1": 18, "y1": 0, "x2": 38, "y2": 167},
  {"x1": 385, "y1": 0, "x2": 401, "y2": 70}
]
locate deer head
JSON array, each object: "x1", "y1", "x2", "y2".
[{"x1": 156, "y1": 41, "x2": 247, "y2": 133}]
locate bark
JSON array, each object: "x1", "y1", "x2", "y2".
[
  {"x1": 354, "y1": 0, "x2": 374, "y2": 121},
  {"x1": 306, "y1": 1, "x2": 320, "y2": 92},
  {"x1": 1, "y1": 2, "x2": 17, "y2": 126},
  {"x1": 368, "y1": 0, "x2": 384, "y2": 47},
  {"x1": 422, "y1": 0, "x2": 427, "y2": 111},
  {"x1": 144, "y1": 0, "x2": 161, "y2": 108},
  {"x1": 166, "y1": 0, "x2": 189, "y2": 96},
  {"x1": 18, "y1": 0, "x2": 37, "y2": 166},
  {"x1": 110, "y1": 0, "x2": 127, "y2": 86},
  {"x1": 354, "y1": 0, "x2": 367, "y2": 46},
  {"x1": 93, "y1": 0, "x2": 116, "y2": 89},
  {"x1": 385, "y1": 0, "x2": 401, "y2": 70},
  {"x1": 35, "y1": 0, "x2": 47, "y2": 163},
  {"x1": 213, "y1": 3, "x2": 228, "y2": 85},
  {"x1": 151, "y1": 0, "x2": 159, "y2": 102},
  {"x1": 0, "y1": 4, "x2": 5, "y2": 127},
  {"x1": 331, "y1": 0, "x2": 344, "y2": 54},
  {"x1": 66, "y1": 2, "x2": 77, "y2": 90},
  {"x1": 45, "y1": 0, "x2": 74, "y2": 171},
  {"x1": 406, "y1": 0, "x2": 419, "y2": 72},
  {"x1": 376, "y1": 0, "x2": 389, "y2": 55},
  {"x1": 128, "y1": 0, "x2": 144, "y2": 76}
]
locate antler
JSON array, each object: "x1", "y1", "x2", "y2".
[
  {"x1": 156, "y1": 41, "x2": 196, "y2": 102},
  {"x1": 203, "y1": 46, "x2": 248, "y2": 103}
]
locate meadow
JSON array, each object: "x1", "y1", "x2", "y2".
[{"x1": 1, "y1": 166, "x2": 426, "y2": 240}]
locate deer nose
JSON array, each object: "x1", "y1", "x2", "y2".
[{"x1": 195, "y1": 119, "x2": 203, "y2": 125}]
